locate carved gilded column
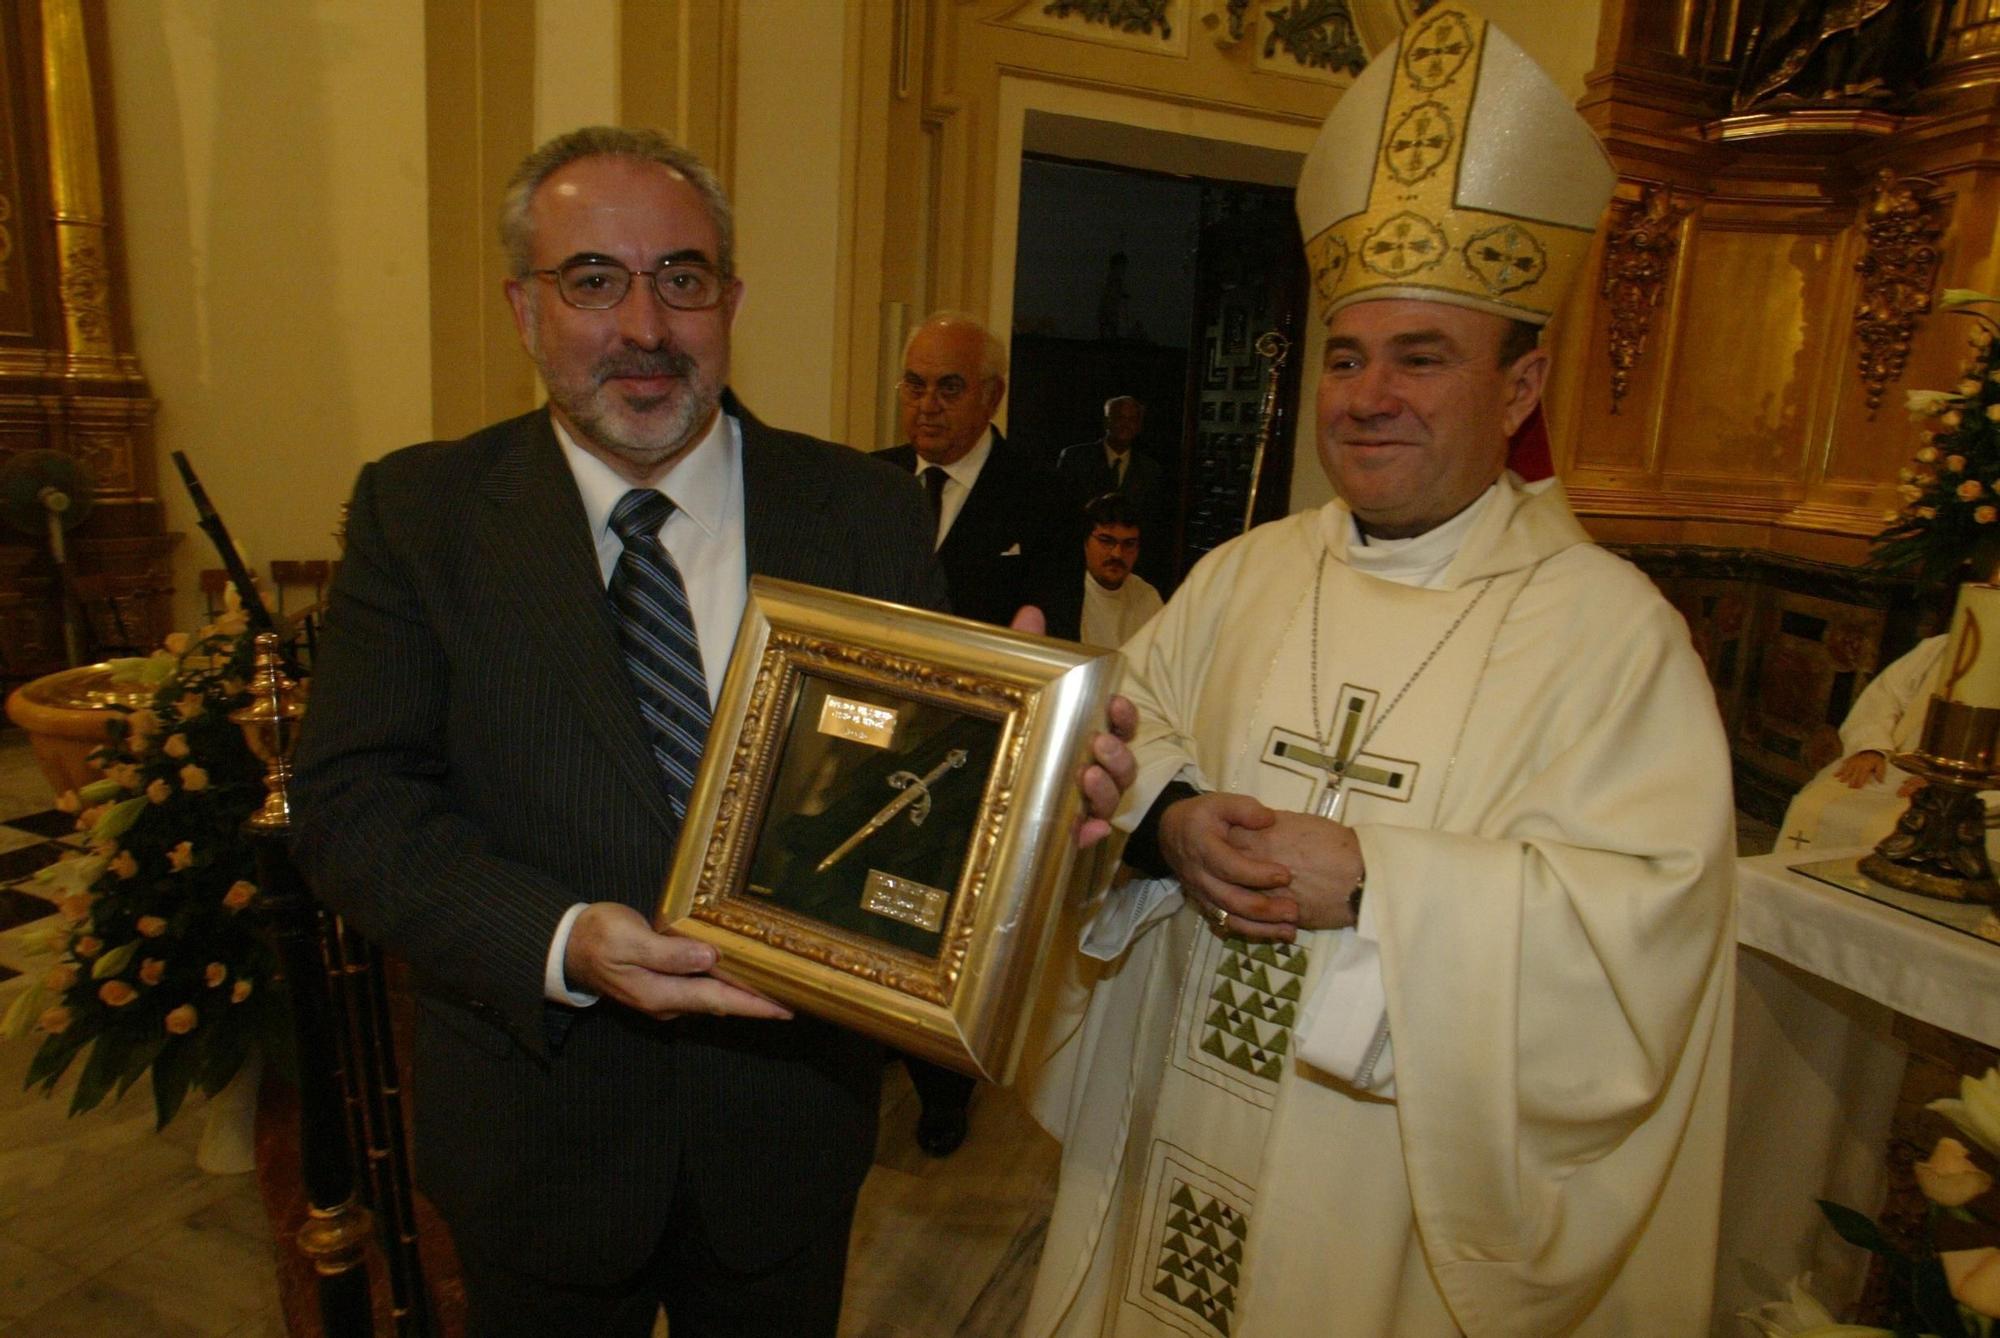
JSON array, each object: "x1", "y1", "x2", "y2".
[{"x1": 38, "y1": 0, "x2": 111, "y2": 376}]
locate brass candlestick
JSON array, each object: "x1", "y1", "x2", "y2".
[
  {"x1": 229, "y1": 631, "x2": 306, "y2": 832},
  {"x1": 1860, "y1": 695, "x2": 2000, "y2": 904}
]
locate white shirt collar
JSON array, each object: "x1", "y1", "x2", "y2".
[
  {"x1": 554, "y1": 408, "x2": 734, "y2": 541},
  {"x1": 1344, "y1": 480, "x2": 1502, "y2": 590},
  {"x1": 930, "y1": 426, "x2": 995, "y2": 489}
]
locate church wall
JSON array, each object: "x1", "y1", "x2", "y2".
[{"x1": 104, "y1": 0, "x2": 432, "y2": 632}]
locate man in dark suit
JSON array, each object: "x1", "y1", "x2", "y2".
[
  {"x1": 873, "y1": 311, "x2": 1065, "y2": 1155},
  {"x1": 291, "y1": 128, "x2": 1132, "y2": 1338},
  {"x1": 1057, "y1": 395, "x2": 1171, "y2": 585},
  {"x1": 876, "y1": 312, "x2": 1064, "y2": 627}
]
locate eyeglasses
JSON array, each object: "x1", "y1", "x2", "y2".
[
  {"x1": 897, "y1": 373, "x2": 980, "y2": 406},
  {"x1": 531, "y1": 258, "x2": 729, "y2": 311}
]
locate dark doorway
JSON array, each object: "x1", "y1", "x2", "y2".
[{"x1": 1007, "y1": 153, "x2": 1308, "y2": 595}]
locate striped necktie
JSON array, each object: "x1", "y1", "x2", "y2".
[{"x1": 608, "y1": 488, "x2": 711, "y2": 819}]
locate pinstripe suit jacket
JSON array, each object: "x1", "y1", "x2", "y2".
[{"x1": 290, "y1": 397, "x2": 947, "y2": 1285}]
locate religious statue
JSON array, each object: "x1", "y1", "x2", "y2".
[{"x1": 1732, "y1": 0, "x2": 1945, "y2": 112}]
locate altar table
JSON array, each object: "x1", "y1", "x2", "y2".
[{"x1": 1710, "y1": 849, "x2": 2000, "y2": 1335}]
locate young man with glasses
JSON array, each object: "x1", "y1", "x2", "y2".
[{"x1": 292, "y1": 127, "x2": 1135, "y2": 1337}]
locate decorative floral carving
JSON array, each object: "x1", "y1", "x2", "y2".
[
  {"x1": 57, "y1": 235, "x2": 111, "y2": 354},
  {"x1": 1263, "y1": 0, "x2": 1365, "y2": 74},
  {"x1": 1220, "y1": 0, "x2": 1250, "y2": 44},
  {"x1": 1600, "y1": 184, "x2": 1691, "y2": 413},
  {"x1": 1042, "y1": 0, "x2": 1173, "y2": 39},
  {"x1": 1854, "y1": 168, "x2": 1946, "y2": 416}
]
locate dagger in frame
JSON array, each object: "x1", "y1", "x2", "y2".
[{"x1": 813, "y1": 748, "x2": 970, "y2": 875}]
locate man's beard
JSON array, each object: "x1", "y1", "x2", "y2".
[{"x1": 531, "y1": 324, "x2": 719, "y2": 473}]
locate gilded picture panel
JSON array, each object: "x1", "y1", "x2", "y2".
[{"x1": 1660, "y1": 226, "x2": 1835, "y2": 482}]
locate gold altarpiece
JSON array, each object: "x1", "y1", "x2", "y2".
[
  {"x1": 1553, "y1": 0, "x2": 2000, "y2": 817},
  {"x1": 0, "y1": 0, "x2": 171, "y2": 679}
]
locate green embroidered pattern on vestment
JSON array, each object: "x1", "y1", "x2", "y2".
[
  {"x1": 1199, "y1": 938, "x2": 1308, "y2": 1083},
  {"x1": 1151, "y1": 1174, "x2": 1248, "y2": 1335}
]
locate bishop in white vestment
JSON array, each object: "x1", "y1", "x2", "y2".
[{"x1": 1023, "y1": 9, "x2": 1736, "y2": 1336}]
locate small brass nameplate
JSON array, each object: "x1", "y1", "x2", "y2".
[
  {"x1": 860, "y1": 870, "x2": 948, "y2": 933},
  {"x1": 818, "y1": 695, "x2": 898, "y2": 747}
]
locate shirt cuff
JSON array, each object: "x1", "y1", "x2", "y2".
[
  {"x1": 1080, "y1": 876, "x2": 1183, "y2": 960},
  {"x1": 1295, "y1": 837, "x2": 1394, "y2": 1095},
  {"x1": 544, "y1": 902, "x2": 600, "y2": 1007}
]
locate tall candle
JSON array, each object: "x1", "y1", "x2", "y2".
[{"x1": 1940, "y1": 583, "x2": 2000, "y2": 708}]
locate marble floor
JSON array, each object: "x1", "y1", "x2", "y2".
[{"x1": 0, "y1": 715, "x2": 1783, "y2": 1337}]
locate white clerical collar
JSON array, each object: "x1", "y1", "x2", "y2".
[
  {"x1": 554, "y1": 408, "x2": 736, "y2": 542},
  {"x1": 1344, "y1": 480, "x2": 1503, "y2": 589},
  {"x1": 931, "y1": 426, "x2": 995, "y2": 491}
]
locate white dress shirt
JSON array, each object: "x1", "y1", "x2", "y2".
[
  {"x1": 544, "y1": 409, "x2": 749, "y2": 1004},
  {"x1": 919, "y1": 426, "x2": 995, "y2": 546}
]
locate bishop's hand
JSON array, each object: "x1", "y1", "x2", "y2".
[
  {"x1": 1224, "y1": 811, "x2": 1363, "y2": 932},
  {"x1": 1157, "y1": 791, "x2": 1299, "y2": 943}
]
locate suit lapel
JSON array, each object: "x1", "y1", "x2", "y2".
[{"x1": 472, "y1": 413, "x2": 679, "y2": 836}]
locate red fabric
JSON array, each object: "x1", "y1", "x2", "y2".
[{"x1": 1508, "y1": 403, "x2": 1553, "y2": 481}]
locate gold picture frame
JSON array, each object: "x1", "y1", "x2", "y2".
[{"x1": 657, "y1": 576, "x2": 1117, "y2": 1082}]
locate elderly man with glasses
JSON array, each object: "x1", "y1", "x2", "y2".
[
  {"x1": 291, "y1": 127, "x2": 1135, "y2": 1338},
  {"x1": 873, "y1": 310, "x2": 1068, "y2": 1156}
]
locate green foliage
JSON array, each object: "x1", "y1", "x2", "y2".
[
  {"x1": 1872, "y1": 293, "x2": 2000, "y2": 587},
  {"x1": 4, "y1": 622, "x2": 294, "y2": 1127}
]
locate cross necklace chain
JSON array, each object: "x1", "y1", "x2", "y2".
[{"x1": 1306, "y1": 548, "x2": 1497, "y2": 821}]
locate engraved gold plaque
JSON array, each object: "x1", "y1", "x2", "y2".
[
  {"x1": 657, "y1": 577, "x2": 1117, "y2": 1082},
  {"x1": 861, "y1": 870, "x2": 949, "y2": 933},
  {"x1": 817, "y1": 693, "x2": 898, "y2": 747}
]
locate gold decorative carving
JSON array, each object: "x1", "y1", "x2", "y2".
[
  {"x1": 692, "y1": 628, "x2": 1033, "y2": 1005},
  {"x1": 40, "y1": 0, "x2": 115, "y2": 366},
  {"x1": 56, "y1": 232, "x2": 110, "y2": 355},
  {"x1": 1041, "y1": 0, "x2": 1174, "y2": 39},
  {"x1": 1600, "y1": 184, "x2": 1691, "y2": 414},
  {"x1": 1853, "y1": 168, "x2": 1946, "y2": 416},
  {"x1": 1263, "y1": 0, "x2": 1367, "y2": 75}
]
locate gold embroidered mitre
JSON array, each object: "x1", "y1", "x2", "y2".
[{"x1": 1295, "y1": 4, "x2": 1616, "y2": 327}]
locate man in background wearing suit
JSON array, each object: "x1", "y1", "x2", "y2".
[
  {"x1": 291, "y1": 128, "x2": 1133, "y2": 1338},
  {"x1": 878, "y1": 312, "x2": 1064, "y2": 627},
  {"x1": 1057, "y1": 396, "x2": 1169, "y2": 585},
  {"x1": 874, "y1": 311, "x2": 1067, "y2": 1156}
]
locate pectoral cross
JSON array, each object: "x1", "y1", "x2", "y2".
[{"x1": 1261, "y1": 686, "x2": 1416, "y2": 823}]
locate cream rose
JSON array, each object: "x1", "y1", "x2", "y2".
[
  {"x1": 1931, "y1": 1067, "x2": 2000, "y2": 1158},
  {"x1": 1914, "y1": 1136, "x2": 1992, "y2": 1206},
  {"x1": 1943, "y1": 1247, "x2": 2000, "y2": 1318}
]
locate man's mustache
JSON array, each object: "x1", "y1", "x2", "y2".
[{"x1": 596, "y1": 349, "x2": 695, "y2": 382}]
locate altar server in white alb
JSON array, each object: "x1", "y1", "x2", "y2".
[{"x1": 1022, "y1": 7, "x2": 1736, "y2": 1336}]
